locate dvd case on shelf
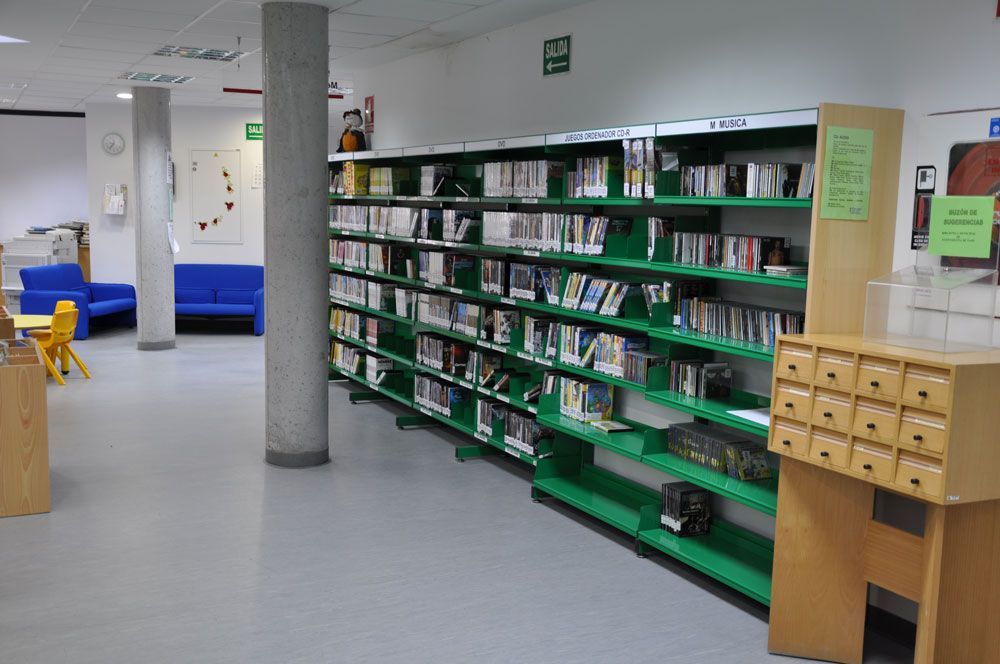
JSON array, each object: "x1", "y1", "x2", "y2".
[
  {"x1": 559, "y1": 376, "x2": 614, "y2": 423},
  {"x1": 661, "y1": 481, "x2": 711, "y2": 537}
]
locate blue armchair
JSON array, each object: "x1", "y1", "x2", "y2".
[{"x1": 20, "y1": 264, "x2": 136, "y2": 340}]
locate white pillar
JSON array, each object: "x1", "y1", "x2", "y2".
[
  {"x1": 132, "y1": 86, "x2": 176, "y2": 351},
  {"x1": 262, "y1": 1, "x2": 330, "y2": 467}
]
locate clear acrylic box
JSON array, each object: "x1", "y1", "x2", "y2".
[{"x1": 864, "y1": 264, "x2": 999, "y2": 352}]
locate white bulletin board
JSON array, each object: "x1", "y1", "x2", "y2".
[{"x1": 191, "y1": 148, "x2": 242, "y2": 244}]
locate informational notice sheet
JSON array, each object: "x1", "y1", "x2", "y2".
[{"x1": 820, "y1": 126, "x2": 874, "y2": 221}]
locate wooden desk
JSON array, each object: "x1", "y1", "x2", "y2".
[
  {"x1": 767, "y1": 334, "x2": 1000, "y2": 663},
  {"x1": 13, "y1": 315, "x2": 52, "y2": 331},
  {"x1": 78, "y1": 245, "x2": 90, "y2": 282},
  {"x1": 0, "y1": 341, "x2": 50, "y2": 517}
]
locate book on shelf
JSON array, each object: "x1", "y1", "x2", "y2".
[
  {"x1": 671, "y1": 232, "x2": 791, "y2": 273},
  {"x1": 420, "y1": 165, "x2": 454, "y2": 196},
  {"x1": 330, "y1": 239, "x2": 367, "y2": 267},
  {"x1": 661, "y1": 482, "x2": 711, "y2": 537},
  {"x1": 504, "y1": 411, "x2": 553, "y2": 456},
  {"x1": 680, "y1": 162, "x2": 814, "y2": 199},
  {"x1": 365, "y1": 317, "x2": 394, "y2": 346},
  {"x1": 416, "y1": 333, "x2": 469, "y2": 374},
  {"x1": 668, "y1": 359, "x2": 732, "y2": 399},
  {"x1": 559, "y1": 376, "x2": 614, "y2": 423},
  {"x1": 329, "y1": 308, "x2": 364, "y2": 340},
  {"x1": 481, "y1": 211, "x2": 563, "y2": 251},
  {"x1": 342, "y1": 162, "x2": 370, "y2": 196},
  {"x1": 676, "y1": 296, "x2": 804, "y2": 348},
  {"x1": 481, "y1": 258, "x2": 508, "y2": 296},
  {"x1": 647, "y1": 217, "x2": 674, "y2": 260},
  {"x1": 365, "y1": 356, "x2": 393, "y2": 384},
  {"x1": 622, "y1": 137, "x2": 659, "y2": 198},
  {"x1": 623, "y1": 349, "x2": 667, "y2": 386},
  {"x1": 330, "y1": 341, "x2": 364, "y2": 375},
  {"x1": 414, "y1": 374, "x2": 468, "y2": 416},
  {"x1": 591, "y1": 420, "x2": 634, "y2": 433},
  {"x1": 762, "y1": 264, "x2": 808, "y2": 275},
  {"x1": 524, "y1": 316, "x2": 558, "y2": 358},
  {"x1": 564, "y1": 216, "x2": 631, "y2": 256},
  {"x1": 667, "y1": 421, "x2": 770, "y2": 480},
  {"x1": 477, "y1": 398, "x2": 509, "y2": 436},
  {"x1": 641, "y1": 280, "x2": 673, "y2": 314},
  {"x1": 368, "y1": 166, "x2": 411, "y2": 196},
  {"x1": 568, "y1": 155, "x2": 623, "y2": 199}
]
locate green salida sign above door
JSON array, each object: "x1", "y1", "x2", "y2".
[
  {"x1": 245, "y1": 122, "x2": 263, "y2": 140},
  {"x1": 543, "y1": 35, "x2": 571, "y2": 76}
]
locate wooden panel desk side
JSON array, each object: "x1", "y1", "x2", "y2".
[{"x1": 0, "y1": 342, "x2": 50, "y2": 517}]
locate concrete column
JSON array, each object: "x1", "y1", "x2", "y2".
[
  {"x1": 262, "y1": 2, "x2": 330, "y2": 467},
  {"x1": 131, "y1": 86, "x2": 176, "y2": 351}
]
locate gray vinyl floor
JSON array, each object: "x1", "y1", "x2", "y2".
[{"x1": 0, "y1": 327, "x2": 914, "y2": 663}]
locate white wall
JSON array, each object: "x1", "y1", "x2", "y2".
[
  {"x1": 86, "y1": 103, "x2": 264, "y2": 283},
  {"x1": 0, "y1": 114, "x2": 87, "y2": 242}
]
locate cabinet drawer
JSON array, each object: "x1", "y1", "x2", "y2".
[
  {"x1": 893, "y1": 451, "x2": 943, "y2": 499},
  {"x1": 899, "y1": 407, "x2": 947, "y2": 455},
  {"x1": 809, "y1": 427, "x2": 849, "y2": 467},
  {"x1": 901, "y1": 365, "x2": 951, "y2": 410},
  {"x1": 813, "y1": 349, "x2": 855, "y2": 390},
  {"x1": 774, "y1": 380, "x2": 811, "y2": 422},
  {"x1": 855, "y1": 356, "x2": 901, "y2": 399},
  {"x1": 771, "y1": 417, "x2": 808, "y2": 456},
  {"x1": 850, "y1": 439, "x2": 894, "y2": 482},
  {"x1": 776, "y1": 342, "x2": 814, "y2": 382},
  {"x1": 851, "y1": 397, "x2": 898, "y2": 444},
  {"x1": 811, "y1": 389, "x2": 852, "y2": 432}
]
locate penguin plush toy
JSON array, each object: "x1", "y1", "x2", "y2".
[{"x1": 337, "y1": 108, "x2": 367, "y2": 153}]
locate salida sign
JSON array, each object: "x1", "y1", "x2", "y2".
[{"x1": 543, "y1": 35, "x2": 570, "y2": 76}]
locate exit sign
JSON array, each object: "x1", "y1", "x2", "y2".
[
  {"x1": 245, "y1": 122, "x2": 263, "y2": 140},
  {"x1": 543, "y1": 35, "x2": 571, "y2": 76}
]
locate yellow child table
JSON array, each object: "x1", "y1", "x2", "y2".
[{"x1": 13, "y1": 314, "x2": 53, "y2": 331}]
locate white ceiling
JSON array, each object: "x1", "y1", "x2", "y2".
[{"x1": 0, "y1": 0, "x2": 591, "y2": 113}]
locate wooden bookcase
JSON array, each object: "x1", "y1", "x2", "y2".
[
  {"x1": 325, "y1": 103, "x2": 903, "y2": 609},
  {"x1": 0, "y1": 337, "x2": 50, "y2": 518}
]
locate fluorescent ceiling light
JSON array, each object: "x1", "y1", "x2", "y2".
[
  {"x1": 116, "y1": 92, "x2": 133, "y2": 99},
  {"x1": 0, "y1": 35, "x2": 28, "y2": 44},
  {"x1": 119, "y1": 72, "x2": 193, "y2": 84},
  {"x1": 154, "y1": 45, "x2": 243, "y2": 62}
]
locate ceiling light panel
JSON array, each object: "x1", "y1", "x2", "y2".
[
  {"x1": 120, "y1": 71, "x2": 194, "y2": 83},
  {"x1": 155, "y1": 45, "x2": 244, "y2": 61}
]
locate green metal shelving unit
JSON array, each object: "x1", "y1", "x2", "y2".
[{"x1": 325, "y1": 110, "x2": 821, "y2": 607}]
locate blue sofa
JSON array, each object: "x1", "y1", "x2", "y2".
[
  {"x1": 20, "y1": 263, "x2": 136, "y2": 340},
  {"x1": 175, "y1": 264, "x2": 264, "y2": 335}
]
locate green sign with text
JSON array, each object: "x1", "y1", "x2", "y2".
[
  {"x1": 928, "y1": 195, "x2": 994, "y2": 258},
  {"x1": 543, "y1": 35, "x2": 571, "y2": 76},
  {"x1": 245, "y1": 122, "x2": 263, "y2": 140}
]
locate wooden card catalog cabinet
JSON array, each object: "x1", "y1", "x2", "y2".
[{"x1": 768, "y1": 333, "x2": 1000, "y2": 505}]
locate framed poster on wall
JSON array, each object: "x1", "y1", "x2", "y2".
[{"x1": 191, "y1": 148, "x2": 242, "y2": 244}]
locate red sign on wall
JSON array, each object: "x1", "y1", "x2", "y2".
[{"x1": 364, "y1": 95, "x2": 375, "y2": 133}]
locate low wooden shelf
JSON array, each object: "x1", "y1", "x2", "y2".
[{"x1": 0, "y1": 338, "x2": 50, "y2": 518}]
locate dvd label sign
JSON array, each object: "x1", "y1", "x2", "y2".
[{"x1": 543, "y1": 35, "x2": 571, "y2": 76}]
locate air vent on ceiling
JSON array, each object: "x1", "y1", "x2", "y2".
[
  {"x1": 120, "y1": 72, "x2": 193, "y2": 84},
  {"x1": 154, "y1": 45, "x2": 243, "y2": 62}
]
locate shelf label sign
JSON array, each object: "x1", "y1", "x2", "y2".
[
  {"x1": 820, "y1": 126, "x2": 873, "y2": 221},
  {"x1": 245, "y1": 123, "x2": 263, "y2": 140},
  {"x1": 543, "y1": 35, "x2": 571, "y2": 76},
  {"x1": 928, "y1": 195, "x2": 995, "y2": 258}
]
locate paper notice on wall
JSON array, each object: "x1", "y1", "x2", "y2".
[
  {"x1": 103, "y1": 184, "x2": 126, "y2": 215},
  {"x1": 167, "y1": 221, "x2": 180, "y2": 254},
  {"x1": 820, "y1": 126, "x2": 874, "y2": 221}
]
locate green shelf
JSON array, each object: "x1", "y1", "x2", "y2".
[
  {"x1": 328, "y1": 363, "x2": 414, "y2": 406},
  {"x1": 533, "y1": 463, "x2": 658, "y2": 535},
  {"x1": 329, "y1": 263, "x2": 418, "y2": 287},
  {"x1": 412, "y1": 322, "x2": 482, "y2": 346},
  {"x1": 644, "y1": 388, "x2": 770, "y2": 438},
  {"x1": 647, "y1": 262, "x2": 808, "y2": 288},
  {"x1": 475, "y1": 385, "x2": 539, "y2": 415},
  {"x1": 649, "y1": 327, "x2": 775, "y2": 361},
  {"x1": 641, "y1": 451, "x2": 777, "y2": 515},
  {"x1": 329, "y1": 330, "x2": 415, "y2": 368},
  {"x1": 637, "y1": 510, "x2": 774, "y2": 605},
  {"x1": 477, "y1": 431, "x2": 540, "y2": 466},
  {"x1": 479, "y1": 196, "x2": 563, "y2": 205},
  {"x1": 549, "y1": 359, "x2": 646, "y2": 393},
  {"x1": 328, "y1": 297, "x2": 417, "y2": 326},
  {"x1": 537, "y1": 414, "x2": 649, "y2": 462},
  {"x1": 653, "y1": 195, "x2": 812, "y2": 209},
  {"x1": 512, "y1": 297, "x2": 650, "y2": 333},
  {"x1": 412, "y1": 402, "x2": 477, "y2": 437},
  {"x1": 413, "y1": 362, "x2": 476, "y2": 390},
  {"x1": 330, "y1": 193, "x2": 481, "y2": 203}
]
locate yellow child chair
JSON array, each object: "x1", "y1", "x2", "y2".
[{"x1": 29, "y1": 301, "x2": 91, "y2": 386}]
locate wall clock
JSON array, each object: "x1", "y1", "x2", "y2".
[{"x1": 102, "y1": 132, "x2": 125, "y2": 156}]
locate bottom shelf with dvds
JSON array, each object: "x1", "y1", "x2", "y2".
[{"x1": 635, "y1": 504, "x2": 774, "y2": 606}]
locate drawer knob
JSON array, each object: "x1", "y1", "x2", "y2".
[
  {"x1": 820, "y1": 450, "x2": 830, "y2": 458},
  {"x1": 787, "y1": 363, "x2": 796, "y2": 370},
  {"x1": 781, "y1": 439, "x2": 791, "y2": 446},
  {"x1": 863, "y1": 463, "x2": 873, "y2": 470},
  {"x1": 918, "y1": 390, "x2": 928, "y2": 398},
  {"x1": 826, "y1": 371, "x2": 836, "y2": 378},
  {"x1": 913, "y1": 434, "x2": 923, "y2": 442},
  {"x1": 823, "y1": 411, "x2": 833, "y2": 418},
  {"x1": 784, "y1": 402, "x2": 793, "y2": 408},
  {"x1": 910, "y1": 477, "x2": 920, "y2": 485},
  {"x1": 866, "y1": 422, "x2": 876, "y2": 430},
  {"x1": 870, "y1": 380, "x2": 879, "y2": 387}
]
